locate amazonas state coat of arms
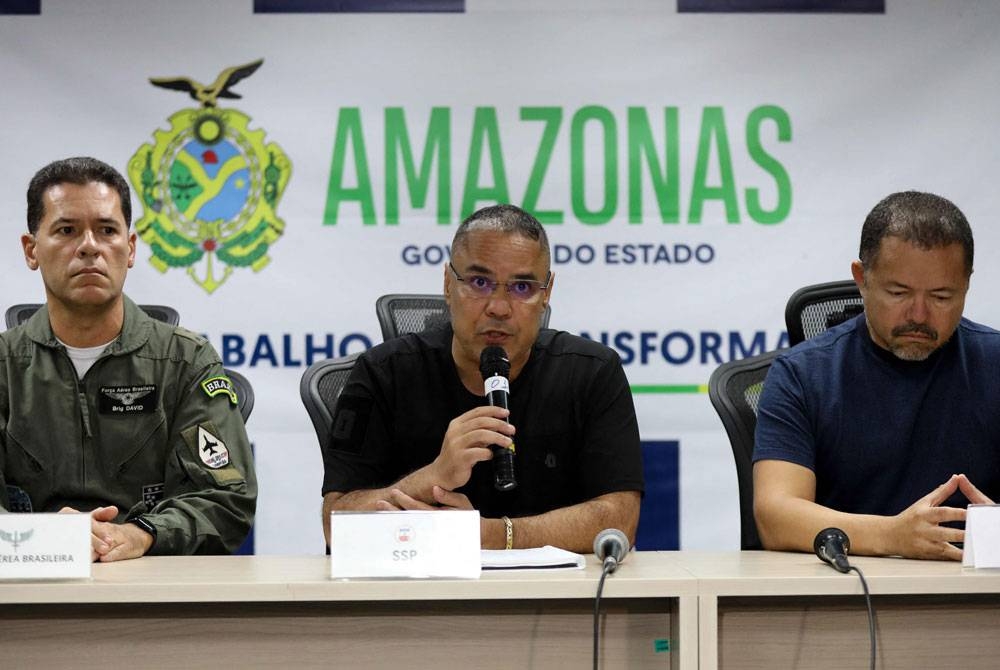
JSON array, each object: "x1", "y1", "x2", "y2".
[{"x1": 128, "y1": 59, "x2": 291, "y2": 293}]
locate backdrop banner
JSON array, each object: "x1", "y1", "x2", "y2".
[{"x1": 2, "y1": 0, "x2": 998, "y2": 554}]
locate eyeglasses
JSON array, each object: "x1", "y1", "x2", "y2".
[{"x1": 449, "y1": 262, "x2": 551, "y2": 303}]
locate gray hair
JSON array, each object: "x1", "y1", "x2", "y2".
[
  {"x1": 452, "y1": 204, "x2": 550, "y2": 262},
  {"x1": 859, "y1": 191, "x2": 973, "y2": 276}
]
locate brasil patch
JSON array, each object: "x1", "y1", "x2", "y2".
[{"x1": 202, "y1": 376, "x2": 238, "y2": 404}]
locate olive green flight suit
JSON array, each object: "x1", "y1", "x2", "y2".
[{"x1": 0, "y1": 296, "x2": 256, "y2": 554}]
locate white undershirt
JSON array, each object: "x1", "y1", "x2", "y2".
[{"x1": 58, "y1": 338, "x2": 116, "y2": 379}]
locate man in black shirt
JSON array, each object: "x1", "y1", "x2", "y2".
[{"x1": 322, "y1": 205, "x2": 643, "y2": 552}]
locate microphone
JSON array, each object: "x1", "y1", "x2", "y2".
[
  {"x1": 593, "y1": 528, "x2": 630, "y2": 573},
  {"x1": 479, "y1": 346, "x2": 517, "y2": 492},
  {"x1": 814, "y1": 527, "x2": 852, "y2": 573}
]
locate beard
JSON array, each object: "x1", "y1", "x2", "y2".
[{"x1": 888, "y1": 322, "x2": 940, "y2": 361}]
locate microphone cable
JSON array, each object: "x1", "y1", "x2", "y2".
[
  {"x1": 815, "y1": 528, "x2": 876, "y2": 669},
  {"x1": 849, "y1": 564, "x2": 876, "y2": 670},
  {"x1": 591, "y1": 529, "x2": 628, "y2": 670},
  {"x1": 592, "y1": 559, "x2": 614, "y2": 670}
]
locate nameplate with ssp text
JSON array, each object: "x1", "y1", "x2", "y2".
[{"x1": 330, "y1": 510, "x2": 481, "y2": 579}]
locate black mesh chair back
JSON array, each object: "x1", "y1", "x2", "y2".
[
  {"x1": 784, "y1": 280, "x2": 863, "y2": 347},
  {"x1": 224, "y1": 368, "x2": 255, "y2": 424},
  {"x1": 375, "y1": 295, "x2": 451, "y2": 341},
  {"x1": 375, "y1": 293, "x2": 552, "y2": 341},
  {"x1": 5, "y1": 303, "x2": 180, "y2": 329},
  {"x1": 707, "y1": 349, "x2": 785, "y2": 550},
  {"x1": 5, "y1": 304, "x2": 45, "y2": 329},
  {"x1": 134, "y1": 305, "x2": 181, "y2": 326},
  {"x1": 299, "y1": 353, "x2": 362, "y2": 452}
]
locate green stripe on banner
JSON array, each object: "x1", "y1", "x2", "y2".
[{"x1": 630, "y1": 384, "x2": 708, "y2": 394}]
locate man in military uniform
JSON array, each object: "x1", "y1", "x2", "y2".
[{"x1": 0, "y1": 156, "x2": 256, "y2": 561}]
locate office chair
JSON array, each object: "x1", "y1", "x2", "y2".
[
  {"x1": 375, "y1": 293, "x2": 552, "y2": 341},
  {"x1": 300, "y1": 352, "x2": 363, "y2": 554},
  {"x1": 5, "y1": 303, "x2": 180, "y2": 329},
  {"x1": 224, "y1": 368, "x2": 255, "y2": 424},
  {"x1": 707, "y1": 349, "x2": 785, "y2": 550},
  {"x1": 784, "y1": 280, "x2": 863, "y2": 347},
  {"x1": 300, "y1": 352, "x2": 362, "y2": 453}
]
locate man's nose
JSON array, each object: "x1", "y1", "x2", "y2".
[
  {"x1": 77, "y1": 229, "x2": 99, "y2": 255},
  {"x1": 907, "y1": 294, "x2": 929, "y2": 322},
  {"x1": 484, "y1": 288, "x2": 513, "y2": 319}
]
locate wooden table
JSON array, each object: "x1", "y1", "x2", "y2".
[
  {"x1": 5, "y1": 551, "x2": 1000, "y2": 669},
  {"x1": 673, "y1": 551, "x2": 1000, "y2": 670},
  {"x1": 0, "y1": 553, "x2": 698, "y2": 669}
]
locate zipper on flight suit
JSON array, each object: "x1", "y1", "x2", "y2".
[
  {"x1": 58, "y1": 345, "x2": 94, "y2": 439},
  {"x1": 55, "y1": 345, "x2": 93, "y2": 488}
]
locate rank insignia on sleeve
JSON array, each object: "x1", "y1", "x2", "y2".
[
  {"x1": 201, "y1": 376, "x2": 238, "y2": 404},
  {"x1": 198, "y1": 426, "x2": 231, "y2": 469},
  {"x1": 142, "y1": 483, "x2": 165, "y2": 509}
]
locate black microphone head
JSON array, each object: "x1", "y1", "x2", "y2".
[
  {"x1": 814, "y1": 527, "x2": 851, "y2": 573},
  {"x1": 593, "y1": 528, "x2": 630, "y2": 570},
  {"x1": 813, "y1": 527, "x2": 850, "y2": 556},
  {"x1": 479, "y1": 346, "x2": 510, "y2": 379}
]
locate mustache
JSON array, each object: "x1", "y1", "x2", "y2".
[
  {"x1": 477, "y1": 322, "x2": 513, "y2": 335},
  {"x1": 892, "y1": 322, "x2": 938, "y2": 340}
]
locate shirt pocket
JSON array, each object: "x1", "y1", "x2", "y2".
[
  {"x1": 96, "y1": 410, "x2": 169, "y2": 482},
  {"x1": 5, "y1": 417, "x2": 55, "y2": 501}
]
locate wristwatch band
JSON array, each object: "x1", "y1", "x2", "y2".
[{"x1": 127, "y1": 515, "x2": 158, "y2": 541}]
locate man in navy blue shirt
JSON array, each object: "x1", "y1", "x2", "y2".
[{"x1": 754, "y1": 191, "x2": 999, "y2": 560}]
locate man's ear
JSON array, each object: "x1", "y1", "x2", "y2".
[
  {"x1": 127, "y1": 232, "x2": 137, "y2": 268},
  {"x1": 22, "y1": 233, "x2": 39, "y2": 271},
  {"x1": 850, "y1": 260, "x2": 865, "y2": 293}
]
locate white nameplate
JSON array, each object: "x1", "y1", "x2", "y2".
[
  {"x1": 330, "y1": 510, "x2": 481, "y2": 579},
  {"x1": 0, "y1": 513, "x2": 91, "y2": 580},
  {"x1": 963, "y1": 504, "x2": 1000, "y2": 568}
]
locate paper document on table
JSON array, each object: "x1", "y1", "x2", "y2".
[{"x1": 482, "y1": 545, "x2": 586, "y2": 570}]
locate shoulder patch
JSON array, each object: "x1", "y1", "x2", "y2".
[
  {"x1": 328, "y1": 394, "x2": 373, "y2": 454},
  {"x1": 201, "y1": 376, "x2": 238, "y2": 404},
  {"x1": 180, "y1": 422, "x2": 245, "y2": 486},
  {"x1": 197, "y1": 425, "x2": 231, "y2": 469}
]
